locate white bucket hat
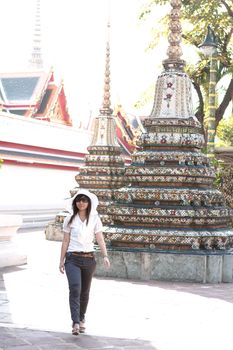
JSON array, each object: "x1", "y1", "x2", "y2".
[{"x1": 67, "y1": 188, "x2": 99, "y2": 215}]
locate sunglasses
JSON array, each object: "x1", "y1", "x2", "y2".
[{"x1": 76, "y1": 197, "x2": 89, "y2": 203}]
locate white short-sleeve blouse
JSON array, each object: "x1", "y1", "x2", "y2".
[{"x1": 63, "y1": 214, "x2": 103, "y2": 252}]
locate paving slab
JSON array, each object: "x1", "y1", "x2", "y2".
[
  {"x1": 0, "y1": 326, "x2": 156, "y2": 350},
  {"x1": 0, "y1": 231, "x2": 233, "y2": 350}
]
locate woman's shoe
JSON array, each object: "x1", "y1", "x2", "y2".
[
  {"x1": 79, "y1": 320, "x2": 86, "y2": 333},
  {"x1": 72, "y1": 323, "x2": 79, "y2": 335}
]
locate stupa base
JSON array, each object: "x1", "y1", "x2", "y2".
[
  {"x1": 104, "y1": 227, "x2": 233, "y2": 250},
  {"x1": 94, "y1": 248, "x2": 233, "y2": 283}
]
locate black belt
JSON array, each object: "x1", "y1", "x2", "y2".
[{"x1": 71, "y1": 251, "x2": 94, "y2": 258}]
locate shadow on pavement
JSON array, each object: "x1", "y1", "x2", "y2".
[{"x1": 0, "y1": 325, "x2": 158, "y2": 349}]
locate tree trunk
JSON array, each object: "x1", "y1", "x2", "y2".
[{"x1": 216, "y1": 78, "x2": 233, "y2": 128}]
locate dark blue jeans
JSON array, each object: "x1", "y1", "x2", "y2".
[{"x1": 65, "y1": 252, "x2": 96, "y2": 325}]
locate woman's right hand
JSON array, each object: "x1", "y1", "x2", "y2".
[
  {"x1": 103, "y1": 256, "x2": 110, "y2": 268},
  {"x1": 59, "y1": 261, "x2": 65, "y2": 274}
]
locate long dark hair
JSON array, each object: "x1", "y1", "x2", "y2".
[{"x1": 68, "y1": 194, "x2": 91, "y2": 226}]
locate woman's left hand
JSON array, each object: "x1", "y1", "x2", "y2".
[{"x1": 103, "y1": 256, "x2": 110, "y2": 268}]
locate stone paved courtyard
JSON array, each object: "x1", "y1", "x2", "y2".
[{"x1": 0, "y1": 231, "x2": 233, "y2": 349}]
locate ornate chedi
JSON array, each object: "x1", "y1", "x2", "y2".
[
  {"x1": 45, "y1": 23, "x2": 125, "y2": 240},
  {"x1": 75, "y1": 23, "x2": 125, "y2": 224},
  {"x1": 104, "y1": 0, "x2": 233, "y2": 251}
]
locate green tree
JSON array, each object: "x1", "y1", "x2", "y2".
[
  {"x1": 139, "y1": 0, "x2": 233, "y2": 133},
  {"x1": 217, "y1": 116, "x2": 233, "y2": 146}
]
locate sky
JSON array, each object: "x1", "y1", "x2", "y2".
[{"x1": 0, "y1": 0, "x2": 194, "y2": 125}]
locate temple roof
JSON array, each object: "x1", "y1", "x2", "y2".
[
  {"x1": 0, "y1": 69, "x2": 72, "y2": 126},
  {"x1": 0, "y1": 71, "x2": 48, "y2": 105},
  {"x1": 1, "y1": 76, "x2": 39, "y2": 101}
]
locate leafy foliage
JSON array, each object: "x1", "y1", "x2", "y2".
[
  {"x1": 139, "y1": 0, "x2": 233, "y2": 134},
  {"x1": 217, "y1": 116, "x2": 233, "y2": 146}
]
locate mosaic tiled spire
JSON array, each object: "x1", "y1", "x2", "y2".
[
  {"x1": 29, "y1": 0, "x2": 43, "y2": 69},
  {"x1": 104, "y1": 0, "x2": 233, "y2": 250},
  {"x1": 162, "y1": 0, "x2": 185, "y2": 71},
  {"x1": 75, "y1": 22, "x2": 125, "y2": 224}
]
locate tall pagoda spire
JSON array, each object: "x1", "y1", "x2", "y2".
[
  {"x1": 100, "y1": 22, "x2": 112, "y2": 116},
  {"x1": 104, "y1": 0, "x2": 233, "y2": 251},
  {"x1": 74, "y1": 20, "x2": 125, "y2": 224},
  {"x1": 28, "y1": 0, "x2": 43, "y2": 70},
  {"x1": 88, "y1": 21, "x2": 120, "y2": 149}
]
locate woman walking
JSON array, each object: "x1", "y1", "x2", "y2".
[{"x1": 59, "y1": 189, "x2": 110, "y2": 335}]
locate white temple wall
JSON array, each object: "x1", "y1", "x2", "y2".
[
  {"x1": 0, "y1": 113, "x2": 92, "y2": 154},
  {"x1": 0, "y1": 164, "x2": 78, "y2": 210}
]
